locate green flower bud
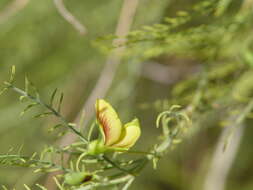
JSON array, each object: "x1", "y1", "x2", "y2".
[{"x1": 64, "y1": 172, "x2": 93, "y2": 185}]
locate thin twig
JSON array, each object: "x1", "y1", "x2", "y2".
[
  {"x1": 203, "y1": 99, "x2": 253, "y2": 190},
  {"x1": 0, "y1": 154, "x2": 70, "y2": 172},
  {"x1": 55, "y1": 0, "x2": 140, "y2": 148},
  {"x1": 6, "y1": 83, "x2": 87, "y2": 143},
  {"x1": 0, "y1": 0, "x2": 29, "y2": 24},
  {"x1": 53, "y1": 0, "x2": 87, "y2": 35},
  {"x1": 102, "y1": 155, "x2": 135, "y2": 176},
  {"x1": 75, "y1": 0, "x2": 140, "y2": 128},
  {"x1": 203, "y1": 124, "x2": 245, "y2": 190},
  {"x1": 44, "y1": 0, "x2": 140, "y2": 187}
]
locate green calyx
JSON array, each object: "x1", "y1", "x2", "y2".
[
  {"x1": 87, "y1": 139, "x2": 128, "y2": 155},
  {"x1": 87, "y1": 139, "x2": 108, "y2": 155}
]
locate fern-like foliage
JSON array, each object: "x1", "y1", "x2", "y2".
[{"x1": 0, "y1": 66, "x2": 191, "y2": 189}]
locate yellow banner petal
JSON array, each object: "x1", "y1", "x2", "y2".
[
  {"x1": 95, "y1": 99, "x2": 122, "y2": 146},
  {"x1": 112, "y1": 118, "x2": 141, "y2": 149}
]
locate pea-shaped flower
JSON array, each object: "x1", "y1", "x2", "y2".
[{"x1": 87, "y1": 99, "x2": 141, "y2": 155}]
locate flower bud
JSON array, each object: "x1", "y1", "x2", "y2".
[{"x1": 64, "y1": 172, "x2": 93, "y2": 185}]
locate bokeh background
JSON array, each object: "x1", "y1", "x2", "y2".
[{"x1": 1, "y1": 0, "x2": 253, "y2": 189}]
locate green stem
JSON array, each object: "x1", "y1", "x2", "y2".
[
  {"x1": 7, "y1": 84, "x2": 88, "y2": 143},
  {"x1": 102, "y1": 155, "x2": 135, "y2": 176},
  {"x1": 0, "y1": 154, "x2": 70, "y2": 172},
  {"x1": 124, "y1": 150, "x2": 156, "y2": 156}
]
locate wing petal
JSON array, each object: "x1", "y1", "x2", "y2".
[{"x1": 112, "y1": 118, "x2": 141, "y2": 149}]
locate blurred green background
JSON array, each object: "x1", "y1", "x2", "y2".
[{"x1": 1, "y1": 0, "x2": 253, "y2": 189}]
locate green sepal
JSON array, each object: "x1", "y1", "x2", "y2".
[
  {"x1": 87, "y1": 139, "x2": 108, "y2": 155},
  {"x1": 87, "y1": 139, "x2": 129, "y2": 155}
]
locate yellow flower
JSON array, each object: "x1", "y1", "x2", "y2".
[{"x1": 87, "y1": 99, "x2": 141, "y2": 155}]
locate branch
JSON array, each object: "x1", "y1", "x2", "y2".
[
  {"x1": 0, "y1": 154, "x2": 69, "y2": 172},
  {"x1": 75, "y1": 0, "x2": 140, "y2": 128},
  {"x1": 0, "y1": 0, "x2": 29, "y2": 24},
  {"x1": 5, "y1": 83, "x2": 88, "y2": 143},
  {"x1": 53, "y1": 0, "x2": 87, "y2": 35},
  {"x1": 102, "y1": 155, "x2": 135, "y2": 176},
  {"x1": 44, "y1": 0, "x2": 140, "y2": 187},
  {"x1": 203, "y1": 99, "x2": 253, "y2": 190},
  {"x1": 55, "y1": 0, "x2": 140, "y2": 148},
  {"x1": 203, "y1": 124, "x2": 245, "y2": 190}
]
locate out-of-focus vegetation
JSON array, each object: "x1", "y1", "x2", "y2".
[{"x1": 1, "y1": 0, "x2": 253, "y2": 189}]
